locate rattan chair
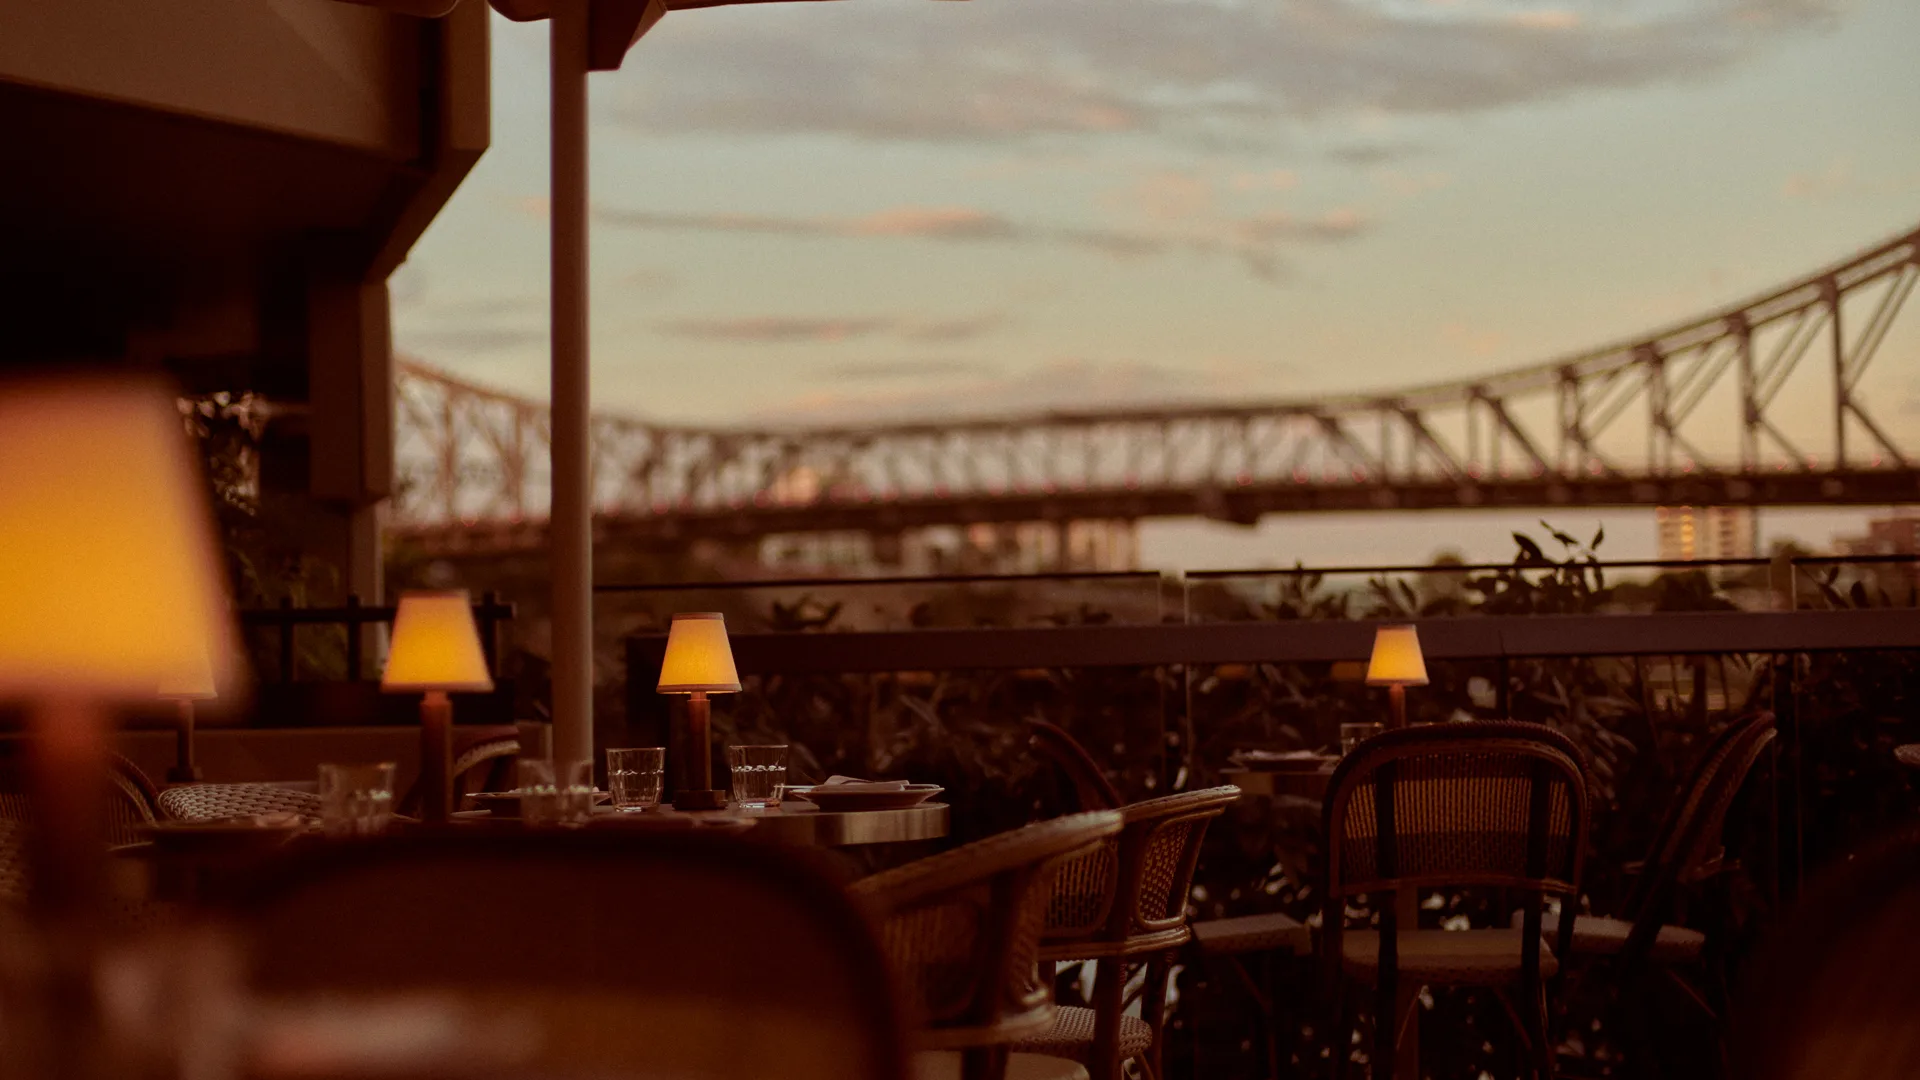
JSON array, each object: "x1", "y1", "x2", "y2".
[
  {"x1": 1522, "y1": 712, "x2": 1775, "y2": 1070},
  {"x1": 1523, "y1": 713, "x2": 1773, "y2": 968},
  {"x1": 239, "y1": 830, "x2": 911, "y2": 1080},
  {"x1": 1026, "y1": 720, "x2": 1123, "y2": 813},
  {"x1": 158, "y1": 782, "x2": 323, "y2": 822},
  {"x1": 1322, "y1": 721, "x2": 1588, "y2": 1080},
  {"x1": 398, "y1": 735, "x2": 520, "y2": 817},
  {"x1": 852, "y1": 811, "x2": 1124, "y2": 1080},
  {"x1": 1012, "y1": 785, "x2": 1242, "y2": 1080},
  {"x1": 0, "y1": 750, "x2": 161, "y2": 848}
]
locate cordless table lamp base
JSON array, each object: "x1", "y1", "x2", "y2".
[{"x1": 671, "y1": 690, "x2": 728, "y2": 810}]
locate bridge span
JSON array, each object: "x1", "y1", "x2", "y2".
[{"x1": 393, "y1": 222, "x2": 1920, "y2": 561}]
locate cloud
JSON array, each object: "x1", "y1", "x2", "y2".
[
  {"x1": 613, "y1": 0, "x2": 1840, "y2": 144},
  {"x1": 822, "y1": 358, "x2": 1001, "y2": 381},
  {"x1": 1507, "y1": 9, "x2": 1583, "y2": 30},
  {"x1": 620, "y1": 267, "x2": 681, "y2": 291},
  {"x1": 655, "y1": 311, "x2": 1012, "y2": 345},
  {"x1": 1376, "y1": 169, "x2": 1453, "y2": 196},
  {"x1": 1115, "y1": 170, "x2": 1216, "y2": 223},
  {"x1": 1229, "y1": 169, "x2": 1302, "y2": 192},
  {"x1": 599, "y1": 201, "x2": 1368, "y2": 282},
  {"x1": 900, "y1": 314, "x2": 1012, "y2": 343},
  {"x1": 398, "y1": 325, "x2": 548, "y2": 354},
  {"x1": 657, "y1": 316, "x2": 893, "y2": 343},
  {"x1": 1441, "y1": 320, "x2": 1507, "y2": 359},
  {"x1": 1326, "y1": 143, "x2": 1428, "y2": 167},
  {"x1": 1783, "y1": 157, "x2": 1856, "y2": 199}
]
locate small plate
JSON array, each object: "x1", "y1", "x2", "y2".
[
  {"x1": 790, "y1": 784, "x2": 943, "y2": 812},
  {"x1": 469, "y1": 790, "x2": 611, "y2": 818},
  {"x1": 1230, "y1": 749, "x2": 1336, "y2": 773}
]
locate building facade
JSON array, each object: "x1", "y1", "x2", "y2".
[{"x1": 1656, "y1": 505, "x2": 1758, "y2": 562}]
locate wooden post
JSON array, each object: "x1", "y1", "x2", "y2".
[{"x1": 548, "y1": 0, "x2": 595, "y2": 773}]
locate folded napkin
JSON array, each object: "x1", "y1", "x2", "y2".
[{"x1": 817, "y1": 775, "x2": 910, "y2": 793}]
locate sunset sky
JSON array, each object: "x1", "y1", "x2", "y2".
[{"x1": 393, "y1": 0, "x2": 1920, "y2": 568}]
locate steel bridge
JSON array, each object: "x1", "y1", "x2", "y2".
[{"x1": 393, "y1": 222, "x2": 1920, "y2": 562}]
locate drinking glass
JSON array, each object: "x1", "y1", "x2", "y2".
[
  {"x1": 605, "y1": 748, "x2": 664, "y2": 812},
  {"x1": 317, "y1": 762, "x2": 396, "y2": 838},
  {"x1": 519, "y1": 759, "x2": 594, "y2": 827},
  {"x1": 727, "y1": 745, "x2": 788, "y2": 809},
  {"x1": 1340, "y1": 722, "x2": 1385, "y2": 756}
]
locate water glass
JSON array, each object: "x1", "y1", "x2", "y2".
[
  {"x1": 317, "y1": 762, "x2": 396, "y2": 838},
  {"x1": 606, "y1": 747, "x2": 664, "y2": 812},
  {"x1": 1340, "y1": 722, "x2": 1385, "y2": 756},
  {"x1": 519, "y1": 759, "x2": 594, "y2": 827},
  {"x1": 727, "y1": 745, "x2": 788, "y2": 809}
]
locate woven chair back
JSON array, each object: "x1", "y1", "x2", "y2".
[
  {"x1": 1324, "y1": 722, "x2": 1588, "y2": 900},
  {"x1": 240, "y1": 831, "x2": 910, "y2": 1080},
  {"x1": 1667, "y1": 714, "x2": 1776, "y2": 886},
  {"x1": 1025, "y1": 720, "x2": 1122, "y2": 812},
  {"x1": 1043, "y1": 786, "x2": 1241, "y2": 948},
  {"x1": 1625, "y1": 711, "x2": 1773, "y2": 914},
  {"x1": 852, "y1": 810, "x2": 1123, "y2": 1048},
  {"x1": 1614, "y1": 714, "x2": 1776, "y2": 974},
  {"x1": 158, "y1": 782, "x2": 322, "y2": 822},
  {"x1": 0, "y1": 750, "x2": 159, "y2": 848}
]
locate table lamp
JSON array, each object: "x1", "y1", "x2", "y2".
[
  {"x1": 0, "y1": 373, "x2": 238, "y2": 916},
  {"x1": 659, "y1": 613, "x2": 741, "y2": 810},
  {"x1": 158, "y1": 646, "x2": 217, "y2": 783},
  {"x1": 382, "y1": 590, "x2": 494, "y2": 825},
  {"x1": 1367, "y1": 624, "x2": 1428, "y2": 729}
]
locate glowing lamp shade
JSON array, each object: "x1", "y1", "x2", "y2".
[
  {"x1": 0, "y1": 375, "x2": 237, "y2": 699},
  {"x1": 382, "y1": 591, "x2": 494, "y2": 693},
  {"x1": 158, "y1": 646, "x2": 218, "y2": 702},
  {"x1": 657, "y1": 613, "x2": 741, "y2": 694},
  {"x1": 1366, "y1": 625, "x2": 1429, "y2": 687}
]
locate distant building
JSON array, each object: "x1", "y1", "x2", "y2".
[
  {"x1": 1656, "y1": 506, "x2": 1758, "y2": 562},
  {"x1": 1833, "y1": 511, "x2": 1920, "y2": 560},
  {"x1": 1830, "y1": 511, "x2": 1920, "y2": 597}
]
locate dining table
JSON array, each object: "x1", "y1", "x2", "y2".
[{"x1": 456, "y1": 800, "x2": 951, "y2": 847}]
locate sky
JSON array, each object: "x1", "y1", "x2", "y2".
[{"x1": 392, "y1": 0, "x2": 1920, "y2": 570}]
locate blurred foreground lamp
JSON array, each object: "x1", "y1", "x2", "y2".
[
  {"x1": 158, "y1": 648, "x2": 217, "y2": 783},
  {"x1": 658, "y1": 613, "x2": 740, "y2": 810},
  {"x1": 1367, "y1": 624, "x2": 1428, "y2": 729},
  {"x1": 382, "y1": 590, "x2": 494, "y2": 825},
  {"x1": 0, "y1": 374, "x2": 238, "y2": 914}
]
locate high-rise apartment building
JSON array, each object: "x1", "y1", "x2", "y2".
[{"x1": 1656, "y1": 506, "x2": 1758, "y2": 562}]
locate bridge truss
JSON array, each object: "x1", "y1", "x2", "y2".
[{"x1": 393, "y1": 223, "x2": 1920, "y2": 563}]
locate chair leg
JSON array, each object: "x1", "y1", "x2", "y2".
[
  {"x1": 1526, "y1": 983, "x2": 1555, "y2": 1080},
  {"x1": 1373, "y1": 966, "x2": 1397, "y2": 1080},
  {"x1": 960, "y1": 1046, "x2": 1009, "y2": 1080},
  {"x1": 1142, "y1": 951, "x2": 1172, "y2": 1080},
  {"x1": 1089, "y1": 956, "x2": 1127, "y2": 1080},
  {"x1": 1262, "y1": 952, "x2": 1282, "y2": 1080},
  {"x1": 1329, "y1": 983, "x2": 1354, "y2": 1080}
]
